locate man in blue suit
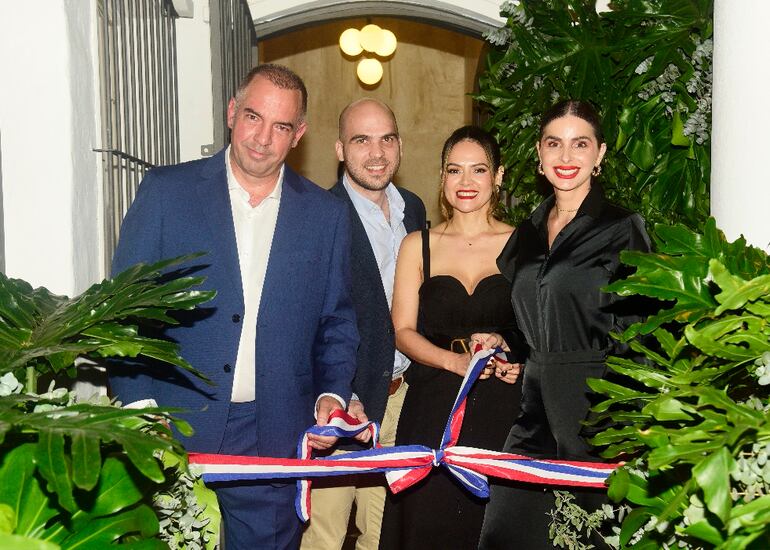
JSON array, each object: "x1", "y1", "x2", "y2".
[
  {"x1": 301, "y1": 99, "x2": 426, "y2": 550},
  {"x1": 110, "y1": 64, "x2": 359, "y2": 549}
]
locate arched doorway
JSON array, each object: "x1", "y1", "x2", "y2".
[
  {"x1": 248, "y1": 0, "x2": 505, "y2": 38},
  {"x1": 254, "y1": 3, "x2": 499, "y2": 222}
]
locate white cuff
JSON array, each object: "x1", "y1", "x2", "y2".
[
  {"x1": 123, "y1": 398, "x2": 158, "y2": 409},
  {"x1": 314, "y1": 393, "x2": 346, "y2": 419}
]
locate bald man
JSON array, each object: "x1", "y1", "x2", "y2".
[{"x1": 300, "y1": 99, "x2": 426, "y2": 550}]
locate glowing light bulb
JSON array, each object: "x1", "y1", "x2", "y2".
[
  {"x1": 359, "y1": 24, "x2": 384, "y2": 53},
  {"x1": 375, "y1": 29, "x2": 397, "y2": 57},
  {"x1": 357, "y1": 58, "x2": 383, "y2": 85},
  {"x1": 339, "y1": 28, "x2": 363, "y2": 56}
]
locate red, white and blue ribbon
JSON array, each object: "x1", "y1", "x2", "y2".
[{"x1": 189, "y1": 347, "x2": 618, "y2": 521}]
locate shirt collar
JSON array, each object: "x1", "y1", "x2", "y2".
[
  {"x1": 225, "y1": 145, "x2": 284, "y2": 203},
  {"x1": 342, "y1": 173, "x2": 405, "y2": 225},
  {"x1": 579, "y1": 183, "x2": 605, "y2": 218},
  {"x1": 531, "y1": 183, "x2": 605, "y2": 231}
]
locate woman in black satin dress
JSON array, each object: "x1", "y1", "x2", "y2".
[
  {"x1": 378, "y1": 126, "x2": 523, "y2": 550},
  {"x1": 478, "y1": 100, "x2": 651, "y2": 549}
]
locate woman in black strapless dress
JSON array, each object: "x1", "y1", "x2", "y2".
[{"x1": 378, "y1": 126, "x2": 523, "y2": 550}]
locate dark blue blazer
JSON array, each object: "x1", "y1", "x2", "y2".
[
  {"x1": 329, "y1": 181, "x2": 425, "y2": 442},
  {"x1": 110, "y1": 149, "x2": 359, "y2": 458}
]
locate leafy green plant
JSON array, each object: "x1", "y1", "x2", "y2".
[
  {"x1": 154, "y1": 451, "x2": 220, "y2": 550},
  {"x1": 549, "y1": 490, "x2": 623, "y2": 549},
  {"x1": 0, "y1": 256, "x2": 219, "y2": 548},
  {"x1": 0, "y1": 256, "x2": 213, "y2": 388},
  {"x1": 476, "y1": 0, "x2": 713, "y2": 230},
  {"x1": 575, "y1": 220, "x2": 770, "y2": 548}
]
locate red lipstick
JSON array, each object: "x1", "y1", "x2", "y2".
[
  {"x1": 553, "y1": 165, "x2": 579, "y2": 179},
  {"x1": 456, "y1": 190, "x2": 479, "y2": 200}
]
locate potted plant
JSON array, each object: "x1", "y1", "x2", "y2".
[{"x1": 0, "y1": 256, "x2": 219, "y2": 548}]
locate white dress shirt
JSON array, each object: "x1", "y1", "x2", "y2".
[
  {"x1": 227, "y1": 148, "x2": 282, "y2": 402},
  {"x1": 227, "y1": 152, "x2": 345, "y2": 410},
  {"x1": 342, "y1": 175, "x2": 411, "y2": 380}
]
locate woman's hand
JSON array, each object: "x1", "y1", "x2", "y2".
[
  {"x1": 470, "y1": 333, "x2": 511, "y2": 380},
  {"x1": 479, "y1": 357, "x2": 495, "y2": 380},
  {"x1": 495, "y1": 361, "x2": 523, "y2": 385},
  {"x1": 470, "y1": 332, "x2": 510, "y2": 352},
  {"x1": 445, "y1": 351, "x2": 472, "y2": 377}
]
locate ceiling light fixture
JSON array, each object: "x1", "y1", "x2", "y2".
[{"x1": 339, "y1": 23, "x2": 397, "y2": 85}]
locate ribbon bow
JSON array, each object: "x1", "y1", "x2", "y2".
[{"x1": 190, "y1": 348, "x2": 617, "y2": 521}]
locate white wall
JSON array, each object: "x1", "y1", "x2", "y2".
[
  {"x1": 0, "y1": 0, "x2": 214, "y2": 300},
  {"x1": 712, "y1": 0, "x2": 770, "y2": 250},
  {"x1": 176, "y1": 1, "x2": 215, "y2": 162},
  {"x1": 247, "y1": 0, "x2": 613, "y2": 29},
  {"x1": 0, "y1": 1, "x2": 101, "y2": 295}
]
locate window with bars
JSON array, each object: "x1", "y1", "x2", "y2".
[
  {"x1": 210, "y1": 0, "x2": 258, "y2": 151},
  {"x1": 96, "y1": 0, "x2": 180, "y2": 272}
]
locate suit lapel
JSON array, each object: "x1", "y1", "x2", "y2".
[
  {"x1": 331, "y1": 181, "x2": 388, "y2": 309},
  {"x1": 196, "y1": 150, "x2": 243, "y2": 298},
  {"x1": 399, "y1": 190, "x2": 421, "y2": 233},
  {"x1": 332, "y1": 183, "x2": 375, "y2": 266},
  {"x1": 258, "y1": 167, "x2": 309, "y2": 321}
]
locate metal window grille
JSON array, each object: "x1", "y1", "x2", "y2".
[
  {"x1": 96, "y1": 0, "x2": 180, "y2": 273},
  {"x1": 210, "y1": 0, "x2": 257, "y2": 151}
]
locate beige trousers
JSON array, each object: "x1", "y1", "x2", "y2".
[{"x1": 300, "y1": 379, "x2": 408, "y2": 550}]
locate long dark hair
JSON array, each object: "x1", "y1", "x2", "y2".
[{"x1": 439, "y1": 126, "x2": 502, "y2": 220}]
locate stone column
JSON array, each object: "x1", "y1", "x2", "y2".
[{"x1": 711, "y1": 1, "x2": 770, "y2": 250}]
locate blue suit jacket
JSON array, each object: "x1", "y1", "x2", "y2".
[
  {"x1": 110, "y1": 149, "x2": 359, "y2": 458},
  {"x1": 329, "y1": 181, "x2": 425, "y2": 446}
]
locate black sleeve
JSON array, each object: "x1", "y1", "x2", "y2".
[{"x1": 499, "y1": 324, "x2": 529, "y2": 363}]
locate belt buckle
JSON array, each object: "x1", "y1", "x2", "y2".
[{"x1": 450, "y1": 338, "x2": 470, "y2": 354}]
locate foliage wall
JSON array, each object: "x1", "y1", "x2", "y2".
[
  {"x1": 567, "y1": 220, "x2": 770, "y2": 549},
  {"x1": 476, "y1": 0, "x2": 713, "y2": 230}
]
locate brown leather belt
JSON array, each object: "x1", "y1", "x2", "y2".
[{"x1": 388, "y1": 376, "x2": 404, "y2": 396}]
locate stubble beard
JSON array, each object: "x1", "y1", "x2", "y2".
[
  {"x1": 345, "y1": 158, "x2": 400, "y2": 192},
  {"x1": 231, "y1": 143, "x2": 277, "y2": 182}
]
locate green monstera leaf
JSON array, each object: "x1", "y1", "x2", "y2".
[
  {"x1": 0, "y1": 444, "x2": 58, "y2": 537},
  {"x1": 606, "y1": 219, "x2": 770, "y2": 339},
  {"x1": 586, "y1": 220, "x2": 770, "y2": 547},
  {"x1": 476, "y1": 0, "x2": 713, "y2": 231},
  {"x1": 0, "y1": 254, "x2": 217, "y2": 547},
  {"x1": 0, "y1": 254, "x2": 215, "y2": 381}
]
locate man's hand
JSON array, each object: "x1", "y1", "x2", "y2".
[
  {"x1": 308, "y1": 395, "x2": 345, "y2": 450},
  {"x1": 348, "y1": 399, "x2": 372, "y2": 444}
]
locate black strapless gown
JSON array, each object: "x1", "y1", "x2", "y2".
[{"x1": 379, "y1": 271, "x2": 522, "y2": 550}]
